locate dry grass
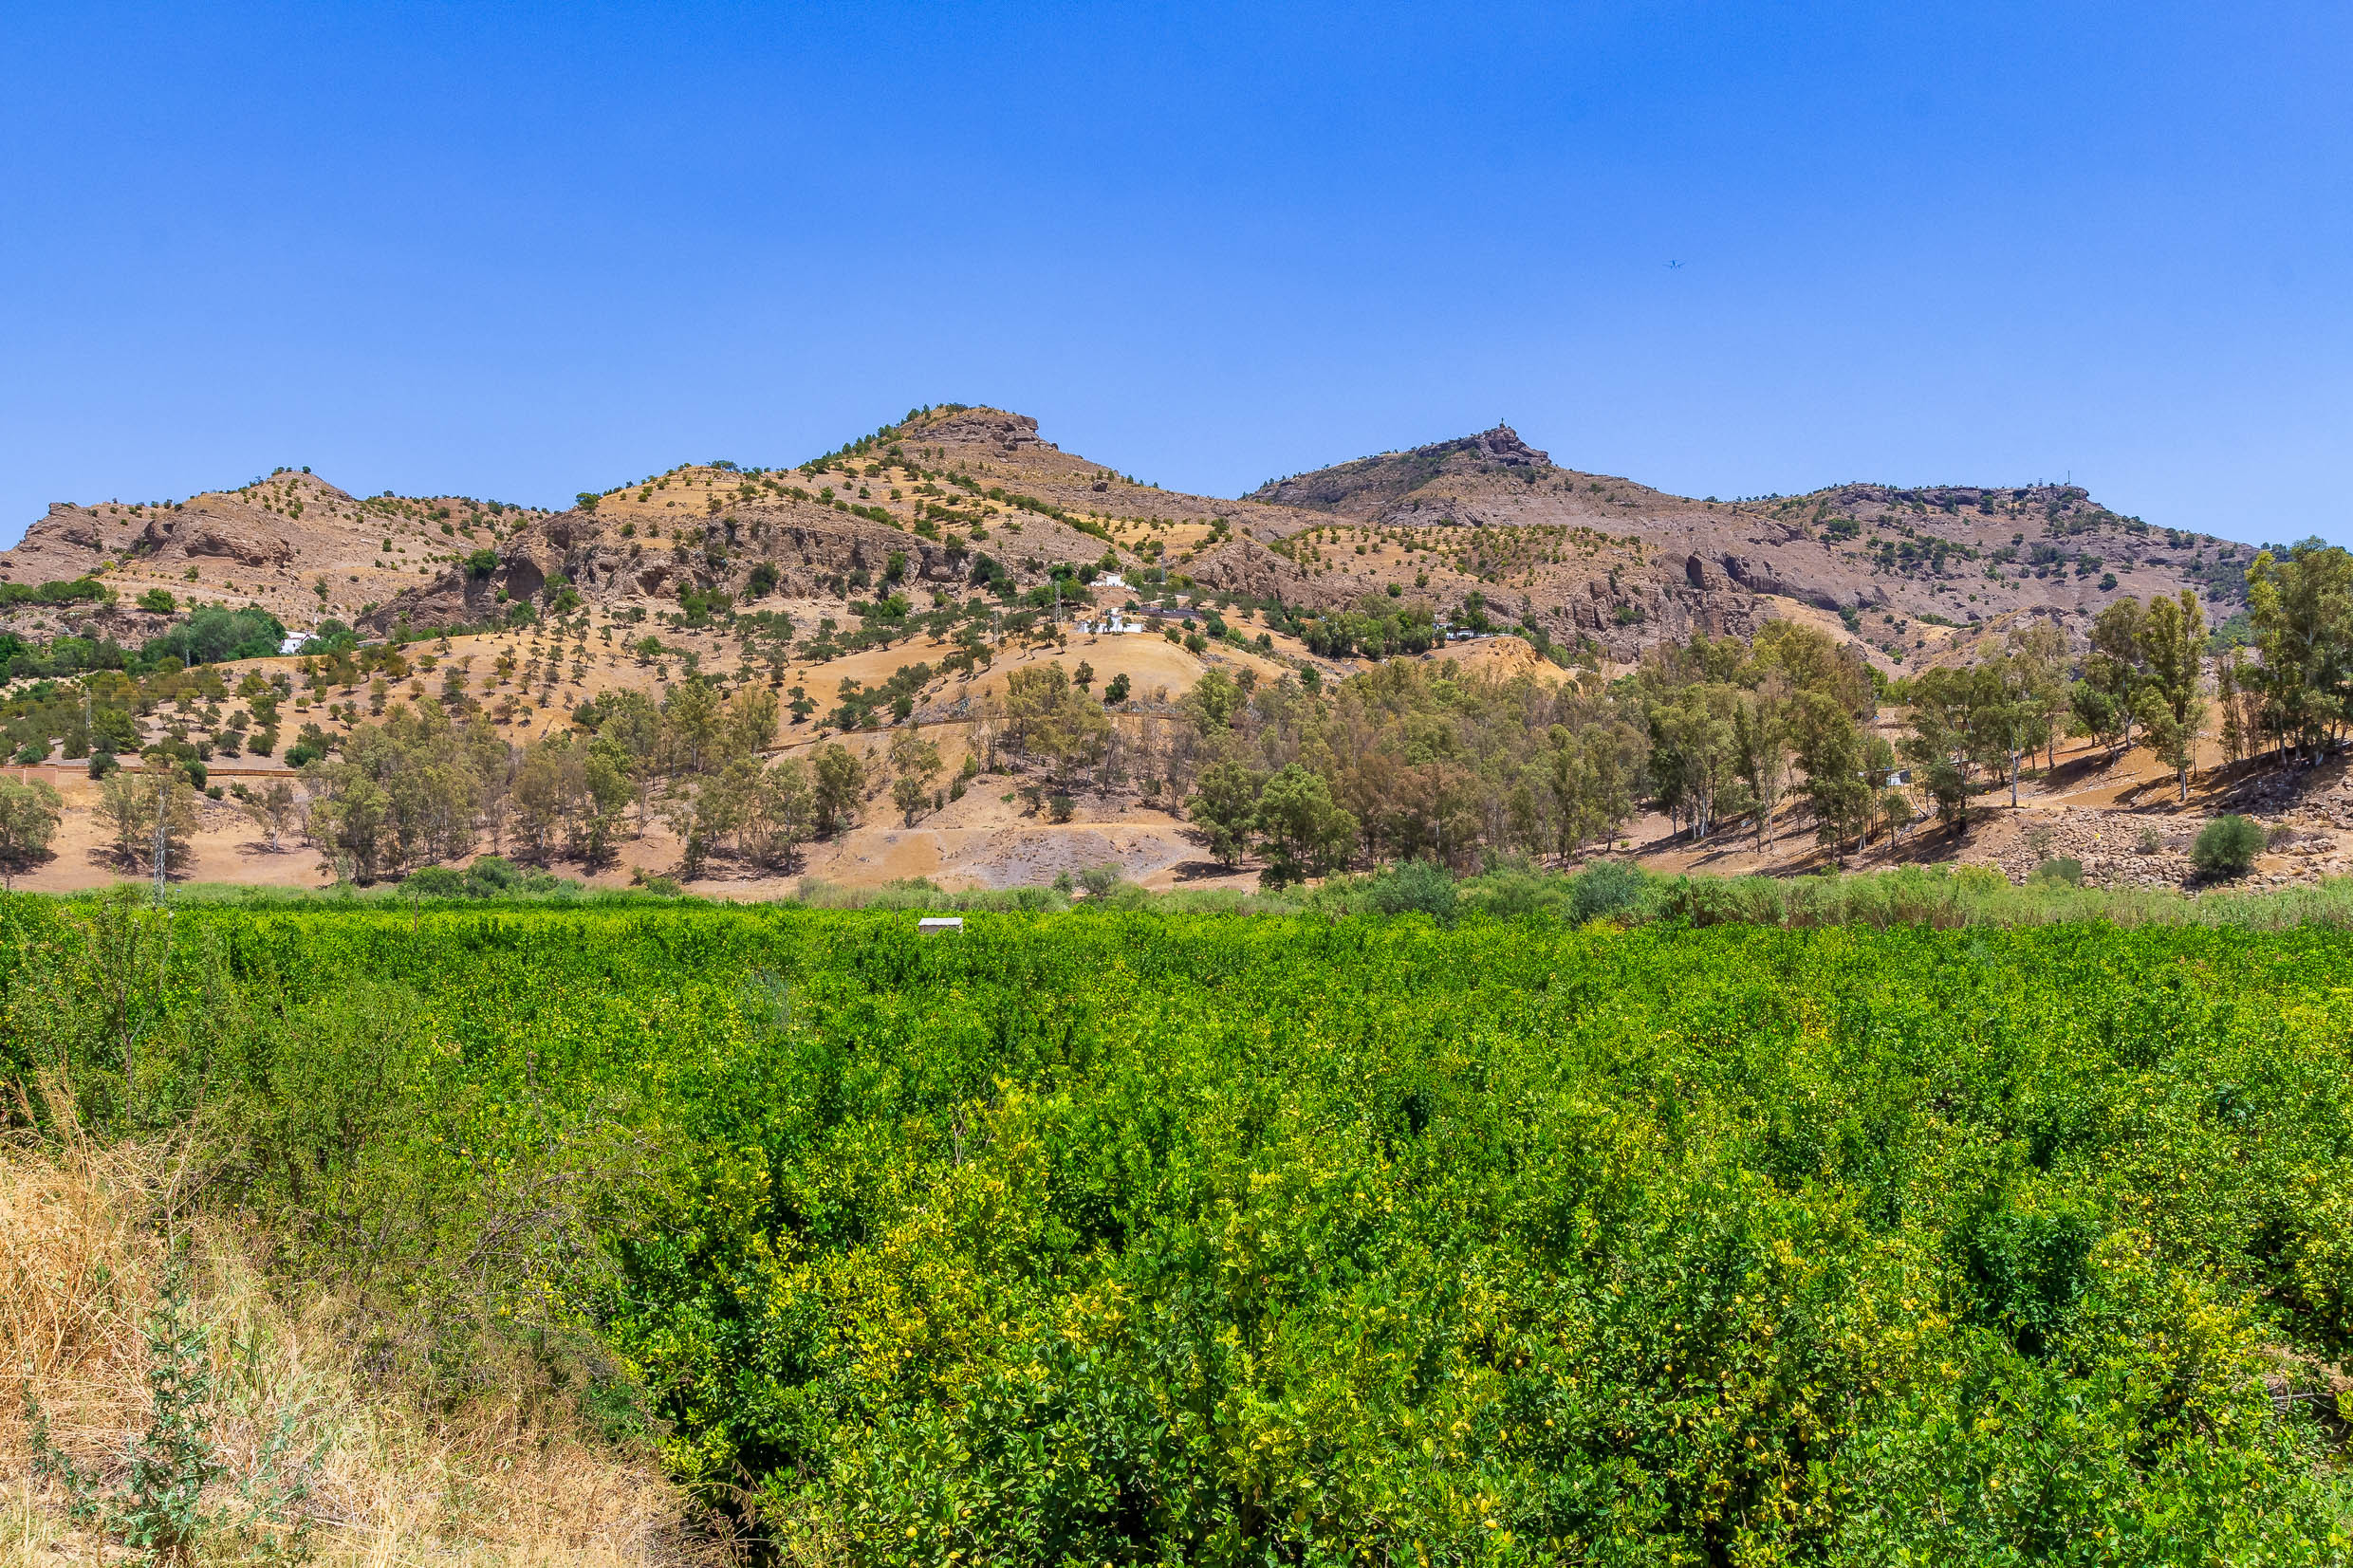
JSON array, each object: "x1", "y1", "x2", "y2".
[{"x1": 0, "y1": 1113, "x2": 714, "y2": 1566}]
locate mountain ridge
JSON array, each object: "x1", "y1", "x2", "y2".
[{"x1": 0, "y1": 407, "x2": 2254, "y2": 673}]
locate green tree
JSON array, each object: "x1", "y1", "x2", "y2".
[
  {"x1": 2079, "y1": 598, "x2": 2150, "y2": 755},
  {"x1": 1253, "y1": 763, "x2": 1357, "y2": 884},
  {"x1": 0, "y1": 776, "x2": 63, "y2": 888},
  {"x1": 2009, "y1": 618, "x2": 2072, "y2": 776},
  {"x1": 813, "y1": 743, "x2": 864, "y2": 837},
  {"x1": 2193, "y1": 813, "x2": 2264, "y2": 878},
  {"x1": 1182, "y1": 669, "x2": 1246, "y2": 733},
  {"x1": 236, "y1": 778, "x2": 299, "y2": 852},
  {"x1": 1187, "y1": 759, "x2": 1263, "y2": 866},
  {"x1": 742, "y1": 757, "x2": 815, "y2": 868},
  {"x1": 2138, "y1": 590, "x2": 2208, "y2": 800},
  {"x1": 889, "y1": 732, "x2": 943, "y2": 824},
  {"x1": 1791, "y1": 692, "x2": 1872, "y2": 858},
  {"x1": 1732, "y1": 689, "x2": 1788, "y2": 853},
  {"x1": 1647, "y1": 683, "x2": 1742, "y2": 839},
  {"x1": 2245, "y1": 542, "x2": 2353, "y2": 764}
]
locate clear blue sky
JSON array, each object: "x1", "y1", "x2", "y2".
[{"x1": 4, "y1": 2, "x2": 2347, "y2": 547}]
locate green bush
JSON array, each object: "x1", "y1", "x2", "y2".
[
  {"x1": 2029, "y1": 857, "x2": 2084, "y2": 886},
  {"x1": 1570, "y1": 859, "x2": 1648, "y2": 920},
  {"x1": 1367, "y1": 858, "x2": 1457, "y2": 921},
  {"x1": 398, "y1": 864, "x2": 471, "y2": 898},
  {"x1": 141, "y1": 604, "x2": 287, "y2": 669},
  {"x1": 2194, "y1": 814, "x2": 2265, "y2": 878}
]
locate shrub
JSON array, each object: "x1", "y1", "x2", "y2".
[
  {"x1": 2194, "y1": 815, "x2": 2265, "y2": 878},
  {"x1": 2029, "y1": 857, "x2": 2084, "y2": 886},
  {"x1": 398, "y1": 864, "x2": 471, "y2": 898},
  {"x1": 141, "y1": 604, "x2": 287, "y2": 668},
  {"x1": 1570, "y1": 860, "x2": 1649, "y2": 921},
  {"x1": 1368, "y1": 858, "x2": 1457, "y2": 922}
]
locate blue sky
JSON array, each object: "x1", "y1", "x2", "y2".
[{"x1": 3, "y1": 2, "x2": 2347, "y2": 546}]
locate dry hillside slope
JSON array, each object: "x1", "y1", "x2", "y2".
[
  {"x1": 3, "y1": 406, "x2": 2257, "y2": 675},
  {"x1": 1251, "y1": 426, "x2": 2255, "y2": 665}
]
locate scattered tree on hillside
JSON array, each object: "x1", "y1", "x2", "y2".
[
  {"x1": 889, "y1": 732, "x2": 943, "y2": 824},
  {"x1": 0, "y1": 777, "x2": 62, "y2": 889}
]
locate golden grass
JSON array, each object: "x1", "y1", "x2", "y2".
[{"x1": 0, "y1": 1118, "x2": 714, "y2": 1566}]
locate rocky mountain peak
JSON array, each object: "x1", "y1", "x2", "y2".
[{"x1": 1466, "y1": 424, "x2": 1549, "y2": 468}]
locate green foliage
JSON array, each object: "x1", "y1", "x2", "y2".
[
  {"x1": 1252, "y1": 762, "x2": 1357, "y2": 885},
  {"x1": 2195, "y1": 813, "x2": 2266, "y2": 878},
  {"x1": 7, "y1": 904, "x2": 2353, "y2": 1559},
  {"x1": 1303, "y1": 596, "x2": 1436, "y2": 658},
  {"x1": 813, "y1": 743, "x2": 864, "y2": 836},
  {"x1": 1184, "y1": 759, "x2": 1260, "y2": 865},
  {"x1": 398, "y1": 855, "x2": 577, "y2": 900},
  {"x1": 0, "y1": 576, "x2": 110, "y2": 610},
  {"x1": 1568, "y1": 858, "x2": 1647, "y2": 920},
  {"x1": 1365, "y1": 856, "x2": 1458, "y2": 920},
  {"x1": 2030, "y1": 856, "x2": 2084, "y2": 885},
  {"x1": 141, "y1": 604, "x2": 287, "y2": 669}
]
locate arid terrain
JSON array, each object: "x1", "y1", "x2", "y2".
[{"x1": 0, "y1": 404, "x2": 2281, "y2": 897}]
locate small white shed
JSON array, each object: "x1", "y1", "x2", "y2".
[{"x1": 917, "y1": 916, "x2": 964, "y2": 935}]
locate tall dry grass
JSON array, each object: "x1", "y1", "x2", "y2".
[{"x1": 0, "y1": 1115, "x2": 719, "y2": 1567}]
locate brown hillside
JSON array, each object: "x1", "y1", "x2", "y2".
[
  {"x1": 0, "y1": 468, "x2": 550, "y2": 639},
  {"x1": 2, "y1": 407, "x2": 2253, "y2": 676},
  {"x1": 1251, "y1": 427, "x2": 2252, "y2": 667}
]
